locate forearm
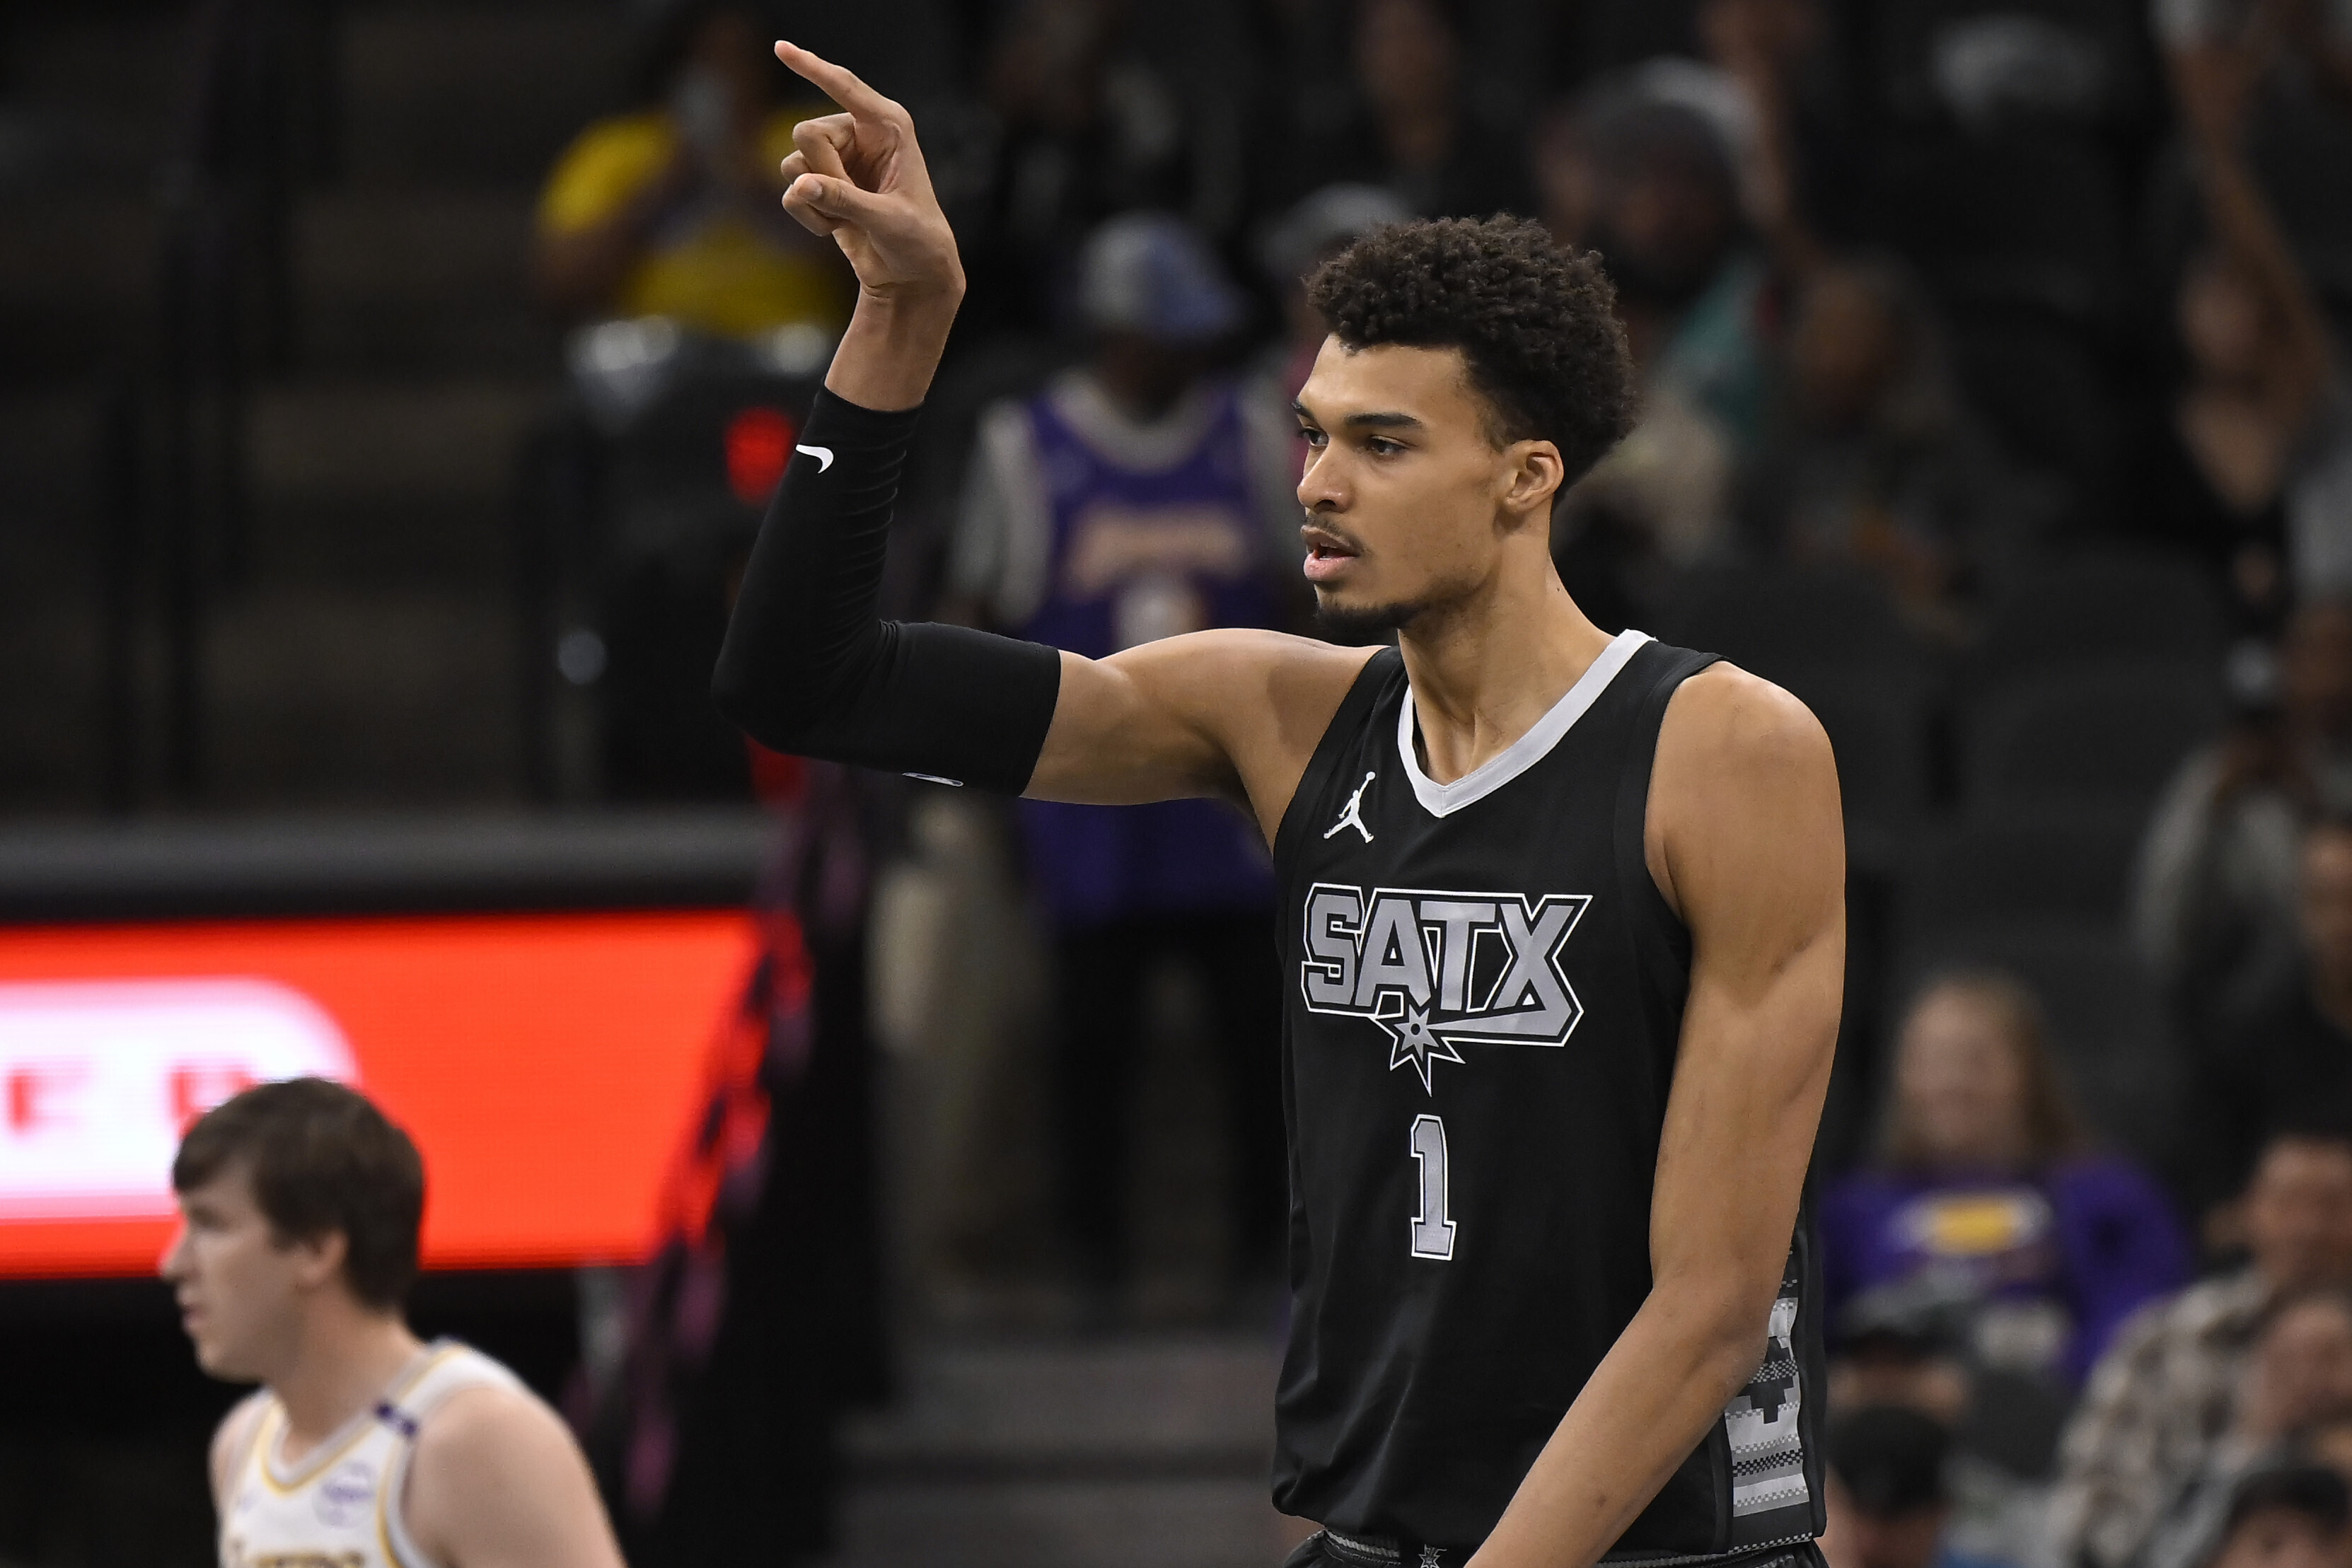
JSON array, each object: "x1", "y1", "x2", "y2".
[
  {"x1": 2170, "y1": 49, "x2": 2335, "y2": 402},
  {"x1": 1470, "y1": 1288, "x2": 1766, "y2": 1568},
  {"x1": 711, "y1": 385, "x2": 1061, "y2": 790}
]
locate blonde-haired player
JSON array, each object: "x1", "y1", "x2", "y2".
[{"x1": 163, "y1": 1077, "x2": 625, "y2": 1568}]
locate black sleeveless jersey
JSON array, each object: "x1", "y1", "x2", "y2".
[{"x1": 1269, "y1": 632, "x2": 1826, "y2": 1560}]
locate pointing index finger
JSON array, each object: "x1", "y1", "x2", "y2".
[{"x1": 773, "y1": 40, "x2": 893, "y2": 122}]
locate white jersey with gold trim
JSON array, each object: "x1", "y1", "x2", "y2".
[{"x1": 217, "y1": 1340, "x2": 526, "y2": 1568}]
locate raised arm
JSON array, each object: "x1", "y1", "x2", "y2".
[
  {"x1": 2169, "y1": 37, "x2": 2334, "y2": 426},
  {"x1": 710, "y1": 43, "x2": 1360, "y2": 835},
  {"x1": 1468, "y1": 665, "x2": 1844, "y2": 1568}
]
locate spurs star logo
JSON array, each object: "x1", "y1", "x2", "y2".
[
  {"x1": 1323, "y1": 771, "x2": 1377, "y2": 843},
  {"x1": 1384, "y1": 1001, "x2": 1464, "y2": 1093},
  {"x1": 1299, "y1": 883, "x2": 1591, "y2": 1092}
]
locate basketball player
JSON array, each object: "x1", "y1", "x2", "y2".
[
  {"x1": 162, "y1": 1078, "x2": 625, "y2": 1568},
  {"x1": 715, "y1": 42, "x2": 1846, "y2": 1568}
]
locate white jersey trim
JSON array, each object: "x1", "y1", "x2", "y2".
[
  {"x1": 1397, "y1": 629, "x2": 1652, "y2": 818},
  {"x1": 220, "y1": 1340, "x2": 523, "y2": 1568},
  {"x1": 257, "y1": 1342, "x2": 448, "y2": 1492}
]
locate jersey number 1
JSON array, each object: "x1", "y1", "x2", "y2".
[{"x1": 1410, "y1": 1113, "x2": 1456, "y2": 1260}]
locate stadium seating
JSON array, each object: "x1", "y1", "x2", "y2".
[
  {"x1": 1962, "y1": 663, "x2": 2225, "y2": 816},
  {"x1": 1657, "y1": 564, "x2": 1931, "y2": 692},
  {"x1": 1896, "y1": 805, "x2": 2143, "y2": 945},
  {"x1": 1943, "y1": 312, "x2": 2119, "y2": 527},
  {"x1": 1873, "y1": 135, "x2": 2124, "y2": 327},
  {"x1": 1961, "y1": 550, "x2": 2228, "y2": 703},
  {"x1": 1657, "y1": 566, "x2": 1937, "y2": 853},
  {"x1": 1795, "y1": 674, "x2": 1937, "y2": 856}
]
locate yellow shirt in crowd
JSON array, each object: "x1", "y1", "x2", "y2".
[{"x1": 536, "y1": 105, "x2": 852, "y2": 339}]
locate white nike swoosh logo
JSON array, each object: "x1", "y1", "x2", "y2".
[{"x1": 795, "y1": 443, "x2": 834, "y2": 472}]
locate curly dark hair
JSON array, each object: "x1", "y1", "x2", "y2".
[{"x1": 1306, "y1": 215, "x2": 1637, "y2": 484}]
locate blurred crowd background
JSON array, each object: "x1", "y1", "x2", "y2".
[{"x1": 10, "y1": 0, "x2": 2352, "y2": 1565}]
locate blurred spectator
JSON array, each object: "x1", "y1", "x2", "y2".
[
  {"x1": 1821, "y1": 972, "x2": 2189, "y2": 1390},
  {"x1": 2144, "y1": 1291, "x2": 2352, "y2": 1568},
  {"x1": 1737, "y1": 257, "x2": 2022, "y2": 637},
  {"x1": 2196, "y1": 1463, "x2": 2348, "y2": 1568},
  {"x1": 1692, "y1": 0, "x2": 1867, "y2": 248},
  {"x1": 2158, "y1": 0, "x2": 2352, "y2": 263},
  {"x1": 1543, "y1": 72, "x2": 1801, "y2": 586},
  {"x1": 2133, "y1": 28, "x2": 2352, "y2": 628},
  {"x1": 2195, "y1": 820, "x2": 2352, "y2": 1210},
  {"x1": 1821, "y1": 1404, "x2": 2010, "y2": 1568},
  {"x1": 2136, "y1": 598, "x2": 2352, "y2": 1030},
  {"x1": 1278, "y1": 0, "x2": 1532, "y2": 221},
  {"x1": 1561, "y1": 85, "x2": 1765, "y2": 447},
  {"x1": 947, "y1": 214, "x2": 1296, "y2": 1306},
  {"x1": 957, "y1": 0, "x2": 1218, "y2": 338},
  {"x1": 2308, "y1": 1408, "x2": 2352, "y2": 1487},
  {"x1": 532, "y1": 1, "x2": 852, "y2": 337},
  {"x1": 1253, "y1": 182, "x2": 1414, "y2": 402},
  {"x1": 2049, "y1": 1132, "x2": 2352, "y2": 1568}
]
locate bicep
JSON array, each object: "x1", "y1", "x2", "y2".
[
  {"x1": 1647, "y1": 672, "x2": 1846, "y2": 1294},
  {"x1": 1025, "y1": 632, "x2": 1373, "y2": 835},
  {"x1": 1026, "y1": 644, "x2": 1244, "y2": 806}
]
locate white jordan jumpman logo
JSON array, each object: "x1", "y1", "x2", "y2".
[{"x1": 1324, "y1": 771, "x2": 1377, "y2": 843}]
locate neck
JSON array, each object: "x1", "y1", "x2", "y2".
[
  {"x1": 1396, "y1": 550, "x2": 1613, "y2": 784},
  {"x1": 267, "y1": 1301, "x2": 424, "y2": 1458},
  {"x1": 1088, "y1": 364, "x2": 1188, "y2": 424}
]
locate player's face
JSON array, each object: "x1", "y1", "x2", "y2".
[
  {"x1": 160, "y1": 1164, "x2": 312, "y2": 1381},
  {"x1": 1293, "y1": 338, "x2": 1557, "y2": 633}
]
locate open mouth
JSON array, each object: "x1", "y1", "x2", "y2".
[{"x1": 1302, "y1": 527, "x2": 1360, "y2": 581}]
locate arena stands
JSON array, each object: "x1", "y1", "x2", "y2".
[{"x1": 7, "y1": 0, "x2": 2352, "y2": 1564}]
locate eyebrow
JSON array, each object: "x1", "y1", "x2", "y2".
[{"x1": 1292, "y1": 401, "x2": 1426, "y2": 432}]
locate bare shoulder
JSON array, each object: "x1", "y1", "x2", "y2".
[
  {"x1": 405, "y1": 1382, "x2": 622, "y2": 1568},
  {"x1": 209, "y1": 1388, "x2": 271, "y2": 1499},
  {"x1": 1157, "y1": 629, "x2": 1382, "y2": 820},
  {"x1": 1654, "y1": 662, "x2": 1836, "y2": 805},
  {"x1": 1646, "y1": 663, "x2": 1843, "y2": 921},
  {"x1": 411, "y1": 1377, "x2": 563, "y2": 1456}
]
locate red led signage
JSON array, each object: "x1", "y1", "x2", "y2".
[{"x1": 0, "y1": 911, "x2": 756, "y2": 1278}]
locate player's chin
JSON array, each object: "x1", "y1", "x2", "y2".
[
  {"x1": 188, "y1": 1330, "x2": 247, "y2": 1379},
  {"x1": 1311, "y1": 586, "x2": 1415, "y2": 645}
]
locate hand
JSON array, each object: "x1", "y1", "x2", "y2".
[{"x1": 772, "y1": 41, "x2": 964, "y2": 305}]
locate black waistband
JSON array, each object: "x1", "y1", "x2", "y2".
[
  {"x1": 1309, "y1": 1529, "x2": 1823, "y2": 1568},
  {"x1": 1315, "y1": 1528, "x2": 1471, "y2": 1568}
]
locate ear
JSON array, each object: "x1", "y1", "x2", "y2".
[
  {"x1": 1499, "y1": 438, "x2": 1566, "y2": 525},
  {"x1": 286, "y1": 1229, "x2": 350, "y2": 1295}
]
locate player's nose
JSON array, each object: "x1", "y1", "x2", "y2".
[{"x1": 1297, "y1": 446, "x2": 1348, "y2": 513}]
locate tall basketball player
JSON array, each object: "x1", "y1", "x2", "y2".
[
  {"x1": 163, "y1": 1079, "x2": 625, "y2": 1568},
  {"x1": 716, "y1": 42, "x2": 1846, "y2": 1568}
]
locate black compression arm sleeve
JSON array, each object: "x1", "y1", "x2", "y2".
[{"x1": 711, "y1": 388, "x2": 1064, "y2": 793}]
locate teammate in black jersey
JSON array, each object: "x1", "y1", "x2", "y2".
[{"x1": 717, "y1": 44, "x2": 1845, "y2": 1568}]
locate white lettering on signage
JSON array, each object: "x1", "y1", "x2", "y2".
[{"x1": 0, "y1": 978, "x2": 357, "y2": 1219}]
